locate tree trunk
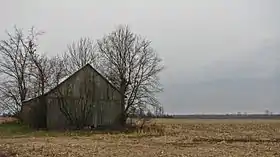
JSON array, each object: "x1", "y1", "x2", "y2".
[{"x1": 119, "y1": 80, "x2": 126, "y2": 126}]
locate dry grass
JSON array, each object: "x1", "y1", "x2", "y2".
[
  {"x1": 1, "y1": 119, "x2": 280, "y2": 156},
  {"x1": 0, "y1": 117, "x2": 17, "y2": 124}
]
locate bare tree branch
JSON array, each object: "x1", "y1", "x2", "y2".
[{"x1": 64, "y1": 37, "x2": 98, "y2": 74}]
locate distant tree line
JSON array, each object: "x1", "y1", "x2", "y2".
[{"x1": 128, "y1": 106, "x2": 173, "y2": 118}]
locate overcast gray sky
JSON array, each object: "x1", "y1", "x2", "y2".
[{"x1": 1, "y1": 0, "x2": 280, "y2": 114}]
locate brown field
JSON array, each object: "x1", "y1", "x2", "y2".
[{"x1": 1, "y1": 119, "x2": 280, "y2": 157}]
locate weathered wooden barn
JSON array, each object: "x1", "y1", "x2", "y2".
[{"x1": 21, "y1": 64, "x2": 122, "y2": 130}]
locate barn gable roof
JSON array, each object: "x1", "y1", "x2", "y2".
[{"x1": 23, "y1": 64, "x2": 122, "y2": 103}]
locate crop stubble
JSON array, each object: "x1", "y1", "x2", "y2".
[{"x1": 1, "y1": 119, "x2": 280, "y2": 157}]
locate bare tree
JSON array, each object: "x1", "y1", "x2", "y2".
[
  {"x1": 27, "y1": 53, "x2": 67, "y2": 96},
  {"x1": 27, "y1": 53, "x2": 50, "y2": 96},
  {"x1": 64, "y1": 37, "x2": 98, "y2": 74},
  {"x1": 48, "y1": 55, "x2": 68, "y2": 87},
  {"x1": 0, "y1": 27, "x2": 38, "y2": 116},
  {"x1": 22, "y1": 28, "x2": 67, "y2": 97},
  {"x1": 0, "y1": 26, "x2": 67, "y2": 126},
  {"x1": 22, "y1": 29, "x2": 48, "y2": 97},
  {"x1": 97, "y1": 25, "x2": 164, "y2": 126}
]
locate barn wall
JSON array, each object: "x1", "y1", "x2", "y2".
[
  {"x1": 91, "y1": 67, "x2": 121, "y2": 126},
  {"x1": 21, "y1": 97, "x2": 47, "y2": 128},
  {"x1": 46, "y1": 65, "x2": 122, "y2": 129},
  {"x1": 21, "y1": 101, "x2": 34, "y2": 126},
  {"x1": 46, "y1": 97, "x2": 68, "y2": 130},
  {"x1": 21, "y1": 65, "x2": 122, "y2": 130}
]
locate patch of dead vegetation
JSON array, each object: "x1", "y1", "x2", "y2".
[{"x1": 0, "y1": 117, "x2": 18, "y2": 124}]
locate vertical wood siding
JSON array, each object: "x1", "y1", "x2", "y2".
[{"x1": 45, "y1": 65, "x2": 122, "y2": 129}]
